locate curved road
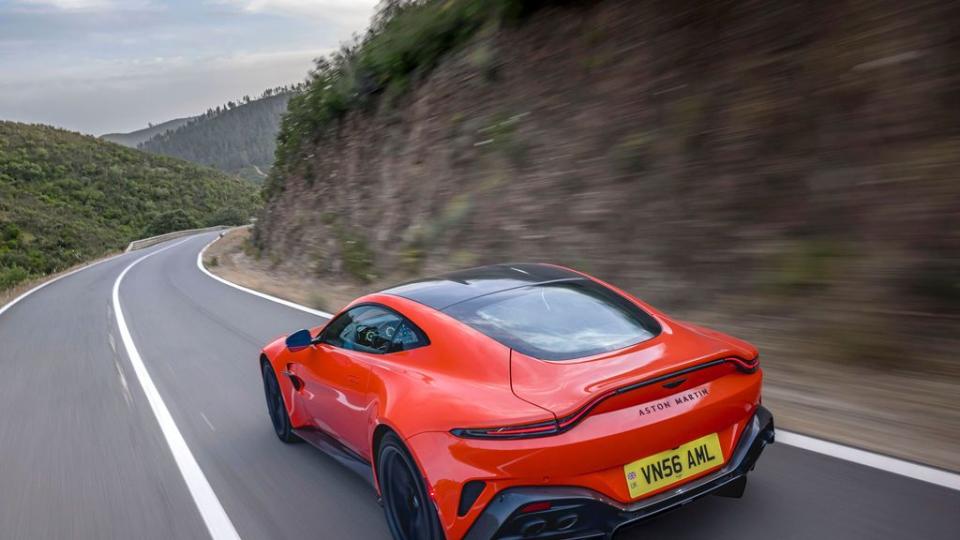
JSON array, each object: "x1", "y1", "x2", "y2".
[{"x1": 0, "y1": 232, "x2": 957, "y2": 539}]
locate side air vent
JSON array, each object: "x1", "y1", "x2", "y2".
[{"x1": 458, "y1": 480, "x2": 486, "y2": 516}]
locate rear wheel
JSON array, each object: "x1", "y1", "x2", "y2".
[
  {"x1": 261, "y1": 362, "x2": 299, "y2": 443},
  {"x1": 378, "y1": 432, "x2": 444, "y2": 540}
]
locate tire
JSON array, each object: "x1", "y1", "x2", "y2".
[
  {"x1": 378, "y1": 432, "x2": 445, "y2": 540},
  {"x1": 261, "y1": 362, "x2": 300, "y2": 443}
]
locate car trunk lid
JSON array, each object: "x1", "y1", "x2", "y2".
[{"x1": 509, "y1": 320, "x2": 756, "y2": 425}]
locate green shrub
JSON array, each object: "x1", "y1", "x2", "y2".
[
  {"x1": 0, "y1": 222, "x2": 21, "y2": 243},
  {"x1": 144, "y1": 209, "x2": 199, "y2": 236},
  {"x1": 338, "y1": 230, "x2": 375, "y2": 282},
  {"x1": 0, "y1": 265, "x2": 28, "y2": 289}
]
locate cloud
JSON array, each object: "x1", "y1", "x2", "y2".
[
  {"x1": 15, "y1": 0, "x2": 109, "y2": 8},
  {"x1": 11, "y1": 0, "x2": 154, "y2": 10},
  {"x1": 0, "y1": 0, "x2": 372, "y2": 134},
  {"x1": 0, "y1": 47, "x2": 328, "y2": 134},
  {"x1": 212, "y1": 0, "x2": 377, "y2": 29}
]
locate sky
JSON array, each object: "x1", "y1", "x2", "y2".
[{"x1": 0, "y1": 0, "x2": 378, "y2": 135}]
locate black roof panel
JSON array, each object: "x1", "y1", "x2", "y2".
[{"x1": 381, "y1": 263, "x2": 583, "y2": 311}]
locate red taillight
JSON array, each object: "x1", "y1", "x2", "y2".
[
  {"x1": 519, "y1": 502, "x2": 552, "y2": 513},
  {"x1": 450, "y1": 419, "x2": 559, "y2": 439},
  {"x1": 729, "y1": 355, "x2": 759, "y2": 372}
]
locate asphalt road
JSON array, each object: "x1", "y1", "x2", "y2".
[{"x1": 0, "y1": 231, "x2": 957, "y2": 540}]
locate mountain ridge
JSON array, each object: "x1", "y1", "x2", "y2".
[
  {"x1": 101, "y1": 116, "x2": 194, "y2": 147},
  {"x1": 138, "y1": 89, "x2": 298, "y2": 183}
]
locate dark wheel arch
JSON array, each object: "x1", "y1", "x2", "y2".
[
  {"x1": 372, "y1": 424, "x2": 395, "y2": 485},
  {"x1": 260, "y1": 356, "x2": 300, "y2": 443},
  {"x1": 377, "y1": 431, "x2": 444, "y2": 540}
]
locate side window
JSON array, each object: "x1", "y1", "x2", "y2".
[
  {"x1": 320, "y1": 305, "x2": 430, "y2": 354},
  {"x1": 391, "y1": 322, "x2": 428, "y2": 352},
  {"x1": 319, "y1": 305, "x2": 403, "y2": 354}
]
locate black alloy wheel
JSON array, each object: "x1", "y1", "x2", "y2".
[
  {"x1": 378, "y1": 432, "x2": 444, "y2": 540},
  {"x1": 261, "y1": 362, "x2": 299, "y2": 443}
]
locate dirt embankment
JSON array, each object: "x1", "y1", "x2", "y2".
[{"x1": 246, "y1": 1, "x2": 960, "y2": 469}]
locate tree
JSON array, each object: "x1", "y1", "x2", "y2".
[{"x1": 144, "y1": 209, "x2": 199, "y2": 236}]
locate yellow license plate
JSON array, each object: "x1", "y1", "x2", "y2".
[{"x1": 623, "y1": 432, "x2": 725, "y2": 499}]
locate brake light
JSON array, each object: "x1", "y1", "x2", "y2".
[
  {"x1": 450, "y1": 419, "x2": 559, "y2": 439},
  {"x1": 730, "y1": 355, "x2": 759, "y2": 373}
]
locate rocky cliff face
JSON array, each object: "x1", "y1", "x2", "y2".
[{"x1": 256, "y1": 0, "x2": 958, "y2": 372}]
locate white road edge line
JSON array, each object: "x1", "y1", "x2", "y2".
[
  {"x1": 113, "y1": 237, "x2": 242, "y2": 540},
  {"x1": 775, "y1": 430, "x2": 960, "y2": 491},
  {"x1": 196, "y1": 235, "x2": 332, "y2": 318},
  {"x1": 195, "y1": 233, "x2": 960, "y2": 492}
]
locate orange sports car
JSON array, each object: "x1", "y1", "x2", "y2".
[{"x1": 259, "y1": 263, "x2": 774, "y2": 539}]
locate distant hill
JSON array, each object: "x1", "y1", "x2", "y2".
[
  {"x1": 0, "y1": 121, "x2": 261, "y2": 290},
  {"x1": 101, "y1": 116, "x2": 194, "y2": 147},
  {"x1": 139, "y1": 90, "x2": 297, "y2": 183}
]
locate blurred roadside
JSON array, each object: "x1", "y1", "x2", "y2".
[{"x1": 207, "y1": 228, "x2": 960, "y2": 471}]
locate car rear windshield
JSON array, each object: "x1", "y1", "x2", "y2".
[{"x1": 443, "y1": 279, "x2": 661, "y2": 361}]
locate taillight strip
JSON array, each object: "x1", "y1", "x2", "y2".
[{"x1": 451, "y1": 356, "x2": 758, "y2": 440}]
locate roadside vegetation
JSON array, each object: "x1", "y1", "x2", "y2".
[
  {"x1": 0, "y1": 121, "x2": 260, "y2": 290},
  {"x1": 267, "y1": 0, "x2": 552, "y2": 197}
]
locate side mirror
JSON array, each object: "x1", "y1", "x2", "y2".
[{"x1": 285, "y1": 329, "x2": 314, "y2": 352}]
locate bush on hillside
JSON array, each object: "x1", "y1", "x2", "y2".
[
  {"x1": 267, "y1": 0, "x2": 551, "y2": 198},
  {"x1": 144, "y1": 210, "x2": 200, "y2": 237}
]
